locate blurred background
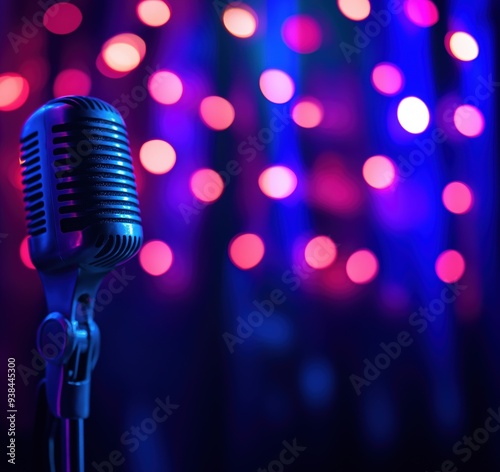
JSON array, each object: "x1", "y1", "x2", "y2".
[{"x1": 1, "y1": 0, "x2": 499, "y2": 470}]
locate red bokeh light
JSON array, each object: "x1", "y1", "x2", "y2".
[
  {"x1": 0, "y1": 74, "x2": 30, "y2": 111},
  {"x1": 44, "y1": 3, "x2": 83, "y2": 35}
]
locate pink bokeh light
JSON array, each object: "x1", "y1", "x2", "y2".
[
  {"x1": 305, "y1": 236, "x2": 337, "y2": 269},
  {"x1": 453, "y1": 105, "x2": 485, "y2": 137},
  {"x1": 442, "y1": 182, "x2": 473, "y2": 214},
  {"x1": 53, "y1": 69, "x2": 91, "y2": 97},
  {"x1": 281, "y1": 15, "x2": 322, "y2": 54},
  {"x1": 259, "y1": 69, "x2": 295, "y2": 104},
  {"x1": 346, "y1": 250, "x2": 379, "y2": 284},
  {"x1": 229, "y1": 234, "x2": 265, "y2": 270},
  {"x1": 139, "y1": 240, "x2": 174, "y2": 276},
  {"x1": 371, "y1": 63, "x2": 404, "y2": 96},
  {"x1": 199, "y1": 96, "x2": 235, "y2": 130},
  {"x1": 20, "y1": 236, "x2": 35, "y2": 270},
  {"x1": 190, "y1": 169, "x2": 224, "y2": 203},
  {"x1": 258, "y1": 166, "x2": 297, "y2": 199},
  {"x1": 292, "y1": 98, "x2": 324, "y2": 128},
  {"x1": 404, "y1": 0, "x2": 439, "y2": 27},
  {"x1": 435, "y1": 250, "x2": 465, "y2": 283},
  {"x1": 149, "y1": 70, "x2": 183, "y2": 105},
  {"x1": 362, "y1": 155, "x2": 396, "y2": 189},
  {"x1": 137, "y1": 0, "x2": 171, "y2": 27}
]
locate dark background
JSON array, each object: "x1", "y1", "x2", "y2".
[{"x1": 1, "y1": 0, "x2": 499, "y2": 471}]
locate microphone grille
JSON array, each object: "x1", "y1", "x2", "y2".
[
  {"x1": 50, "y1": 99, "x2": 141, "y2": 233},
  {"x1": 21, "y1": 130, "x2": 47, "y2": 236}
]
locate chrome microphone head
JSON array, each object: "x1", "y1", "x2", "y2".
[{"x1": 20, "y1": 96, "x2": 143, "y2": 313}]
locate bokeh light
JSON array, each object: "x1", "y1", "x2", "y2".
[
  {"x1": 190, "y1": 169, "x2": 224, "y2": 203},
  {"x1": 305, "y1": 236, "x2": 337, "y2": 269},
  {"x1": 102, "y1": 33, "x2": 146, "y2": 72},
  {"x1": 281, "y1": 15, "x2": 322, "y2": 54},
  {"x1": 229, "y1": 233, "x2": 265, "y2": 270},
  {"x1": 338, "y1": 0, "x2": 371, "y2": 21},
  {"x1": 199, "y1": 96, "x2": 235, "y2": 130},
  {"x1": 346, "y1": 250, "x2": 379, "y2": 284},
  {"x1": 53, "y1": 69, "x2": 91, "y2": 97},
  {"x1": 448, "y1": 32, "x2": 479, "y2": 61},
  {"x1": 103, "y1": 44, "x2": 140, "y2": 72},
  {"x1": 404, "y1": 0, "x2": 439, "y2": 27},
  {"x1": 371, "y1": 63, "x2": 404, "y2": 96},
  {"x1": 148, "y1": 70, "x2": 183, "y2": 104},
  {"x1": 292, "y1": 99, "x2": 324, "y2": 128},
  {"x1": 96, "y1": 53, "x2": 129, "y2": 79},
  {"x1": 363, "y1": 155, "x2": 396, "y2": 189},
  {"x1": 20, "y1": 236, "x2": 35, "y2": 270},
  {"x1": 397, "y1": 96, "x2": 430, "y2": 134},
  {"x1": 139, "y1": 240, "x2": 173, "y2": 276},
  {"x1": 435, "y1": 250, "x2": 465, "y2": 283},
  {"x1": 453, "y1": 105, "x2": 485, "y2": 137},
  {"x1": 140, "y1": 140, "x2": 176, "y2": 174},
  {"x1": 0, "y1": 74, "x2": 30, "y2": 111},
  {"x1": 442, "y1": 182, "x2": 473, "y2": 214},
  {"x1": 258, "y1": 166, "x2": 297, "y2": 199},
  {"x1": 259, "y1": 69, "x2": 295, "y2": 104},
  {"x1": 222, "y1": 3, "x2": 258, "y2": 38},
  {"x1": 137, "y1": 0, "x2": 171, "y2": 27},
  {"x1": 44, "y1": 2, "x2": 82, "y2": 35}
]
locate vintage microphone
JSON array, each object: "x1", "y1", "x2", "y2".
[{"x1": 19, "y1": 96, "x2": 143, "y2": 471}]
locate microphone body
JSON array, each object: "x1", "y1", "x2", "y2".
[{"x1": 20, "y1": 96, "x2": 143, "y2": 421}]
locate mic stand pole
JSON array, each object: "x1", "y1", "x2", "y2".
[{"x1": 35, "y1": 270, "x2": 103, "y2": 471}]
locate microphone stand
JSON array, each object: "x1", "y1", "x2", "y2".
[{"x1": 35, "y1": 269, "x2": 104, "y2": 472}]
